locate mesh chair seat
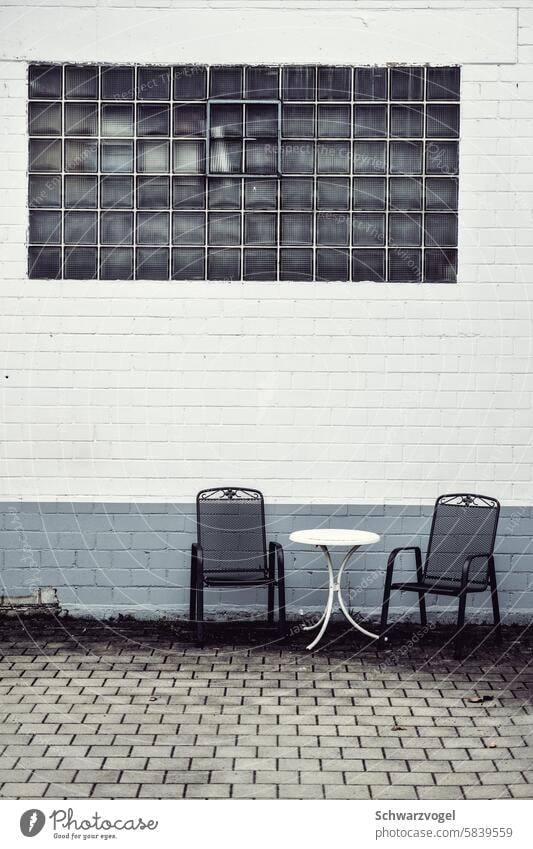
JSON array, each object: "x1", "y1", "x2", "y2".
[
  {"x1": 380, "y1": 493, "x2": 501, "y2": 659},
  {"x1": 190, "y1": 486, "x2": 286, "y2": 644}
]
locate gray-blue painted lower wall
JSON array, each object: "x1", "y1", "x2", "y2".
[{"x1": 1, "y1": 502, "x2": 532, "y2": 623}]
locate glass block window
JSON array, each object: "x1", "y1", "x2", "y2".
[{"x1": 28, "y1": 64, "x2": 459, "y2": 282}]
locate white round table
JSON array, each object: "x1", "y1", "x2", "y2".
[{"x1": 289, "y1": 528, "x2": 384, "y2": 650}]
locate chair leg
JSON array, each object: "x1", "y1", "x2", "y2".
[
  {"x1": 379, "y1": 559, "x2": 394, "y2": 643},
  {"x1": 278, "y1": 576, "x2": 286, "y2": 635},
  {"x1": 454, "y1": 592, "x2": 467, "y2": 660},
  {"x1": 488, "y1": 556, "x2": 502, "y2": 644},
  {"x1": 418, "y1": 591, "x2": 427, "y2": 628},
  {"x1": 189, "y1": 559, "x2": 197, "y2": 624},
  {"x1": 196, "y1": 582, "x2": 204, "y2": 648},
  {"x1": 267, "y1": 581, "x2": 274, "y2": 624}
]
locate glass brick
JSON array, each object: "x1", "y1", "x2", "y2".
[
  {"x1": 425, "y1": 141, "x2": 459, "y2": 174},
  {"x1": 425, "y1": 177, "x2": 458, "y2": 211},
  {"x1": 29, "y1": 211, "x2": 61, "y2": 244},
  {"x1": 137, "y1": 67, "x2": 171, "y2": 100},
  {"x1": 64, "y1": 247, "x2": 97, "y2": 279},
  {"x1": 245, "y1": 140, "x2": 278, "y2": 175},
  {"x1": 28, "y1": 246, "x2": 61, "y2": 279},
  {"x1": 318, "y1": 67, "x2": 351, "y2": 101},
  {"x1": 210, "y1": 103, "x2": 243, "y2": 138},
  {"x1": 389, "y1": 213, "x2": 422, "y2": 247},
  {"x1": 210, "y1": 66, "x2": 243, "y2": 98},
  {"x1": 352, "y1": 249, "x2": 385, "y2": 282},
  {"x1": 209, "y1": 140, "x2": 241, "y2": 174},
  {"x1": 64, "y1": 211, "x2": 97, "y2": 245},
  {"x1": 317, "y1": 213, "x2": 349, "y2": 246},
  {"x1": 280, "y1": 178, "x2": 313, "y2": 210},
  {"x1": 65, "y1": 103, "x2": 97, "y2": 136},
  {"x1": 100, "y1": 247, "x2": 134, "y2": 280},
  {"x1": 173, "y1": 176, "x2": 205, "y2": 209},
  {"x1": 136, "y1": 248, "x2": 169, "y2": 279},
  {"x1": 208, "y1": 212, "x2": 241, "y2": 245},
  {"x1": 101, "y1": 66, "x2": 134, "y2": 101},
  {"x1": 101, "y1": 104, "x2": 134, "y2": 137},
  {"x1": 352, "y1": 177, "x2": 386, "y2": 211},
  {"x1": 390, "y1": 247, "x2": 419, "y2": 281},
  {"x1": 280, "y1": 249, "x2": 313, "y2": 281},
  {"x1": 390, "y1": 67, "x2": 424, "y2": 101},
  {"x1": 29, "y1": 64, "x2": 62, "y2": 99},
  {"x1": 137, "y1": 176, "x2": 170, "y2": 209},
  {"x1": 245, "y1": 67, "x2": 279, "y2": 99},
  {"x1": 317, "y1": 177, "x2": 350, "y2": 210},
  {"x1": 389, "y1": 141, "x2": 423, "y2": 174},
  {"x1": 173, "y1": 66, "x2": 207, "y2": 100},
  {"x1": 65, "y1": 140, "x2": 98, "y2": 173},
  {"x1": 280, "y1": 213, "x2": 313, "y2": 246},
  {"x1": 352, "y1": 213, "x2": 385, "y2": 246},
  {"x1": 354, "y1": 105, "x2": 387, "y2": 138},
  {"x1": 316, "y1": 248, "x2": 349, "y2": 281},
  {"x1": 101, "y1": 140, "x2": 133, "y2": 173},
  {"x1": 138, "y1": 140, "x2": 170, "y2": 173},
  {"x1": 317, "y1": 141, "x2": 350, "y2": 174},
  {"x1": 318, "y1": 105, "x2": 351, "y2": 138},
  {"x1": 65, "y1": 66, "x2": 98, "y2": 99},
  {"x1": 207, "y1": 248, "x2": 240, "y2": 280},
  {"x1": 137, "y1": 104, "x2": 170, "y2": 136},
  {"x1": 173, "y1": 104, "x2": 206, "y2": 136},
  {"x1": 29, "y1": 174, "x2": 61, "y2": 209},
  {"x1": 172, "y1": 212, "x2": 205, "y2": 245},
  {"x1": 390, "y1": 105, "x2": 423, "y2": 138},
  {"x1": 243, "y1": 249, "x2": 277, "y2": 281},
  {"x1": 244, "y1": 179, "x2": 277, "y2": 209},
  {"x1": 172, "y1": 247, "x2": 205, "y2": 280},
  {"x1": 426, "y1": 104, "x2": 460, "y2": 138},
  {"x1": 100, "y1": 212, "x2": 134, "y2": 245},
  {"x1": 244, "y1": 213, "x2": 277, "y2": 246},
  {"x1": 137, "y1": 212, "x2": 170, "y2": 245},
  {"x1": 246, "y1": 104, "x2": 278, "y2": 138},
  {"x1": 29, "y1": 102, "x2": 62, "y2": 135},
  {"x1": 389, "y1": 177, "x2": 422, "y2": 211},
  {"x1": 354, "y1": 67, "x2": 387, "y2": 101},
  {"x1": 29, "y1": 138, "x2": 61, "y2": 172},
  {"x1": 425, "y1": 213, "x2": 458, "y2": 247},
  {"x1": 424, "y1": 248, "x2": 457, "y2": 282},
  {"x1": 427, "y1": 67, "x2": 460, "y2": 101},
  {"x1": 208, "y1": 177, "x2": 241, "y2": 209},
  {"x1": 282, "y1": 105, "x2": 315, "y2": 139},
  {"x1": 101, "y1": 176, "x2": 133, "y2": 209},
  {"x1": 388, "y1": 248, "x2": 422, "y2": 282},
  {"x1": 353, "y1": 141, "x2": 386, "y2": 174},
  {"x1": 282, "y1": 66, "x2": 316, "y2": 101}
]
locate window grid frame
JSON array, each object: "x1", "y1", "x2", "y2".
[{"x1": 28, "y1": 63, "x2": 459, "y2": 282}]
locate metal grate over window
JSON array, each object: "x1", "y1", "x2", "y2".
[{"x1": 28, "y1": 64, "x2": 459, "y2": 282}]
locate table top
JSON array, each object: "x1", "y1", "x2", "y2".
[{"x1": 289, "y1": 528, "x2": 380, "y2": 547}]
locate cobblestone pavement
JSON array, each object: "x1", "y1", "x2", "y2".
[{"x1": 0, "y1": 616, "x2": 531, "y2": 800}]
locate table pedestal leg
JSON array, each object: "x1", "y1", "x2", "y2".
[{"x1": 305, "y1": 544, "x2": 385, "y2": 650}]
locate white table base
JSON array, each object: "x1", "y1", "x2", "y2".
[{"x1": 302, "y1": 544, "x2": 385, "y2": 650}]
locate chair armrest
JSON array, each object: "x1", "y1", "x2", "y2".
[
  {"x1": 387, "y1": 546, "x2": 423, "y2": 581},
  {"x1": 460, "y1": 553, "x2": 492, "y2": 589},
  {"x1": 268, "y1": 541, "x2": 284, "y2": 582},
  {"x1": 191, "y1": 542, "x2": 203, "y2": 579}
]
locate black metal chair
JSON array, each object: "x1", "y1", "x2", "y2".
[
  {"x1": 380, "y1": 493, "x2": 501, "y2": 658},
  {"x1": 190, "y1": 487, "x2": 286, "y2": 645}
]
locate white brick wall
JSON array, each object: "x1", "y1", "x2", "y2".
[{"x1": 0, "y1": 0, "x2": 532, "y2": 507}]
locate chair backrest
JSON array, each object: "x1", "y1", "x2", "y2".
[
  {"x1": 424, "y1": 493, "x2": 500, "y2": 587},
  {"x1": 196, "y1": 487, "x2": 268, "y2": 578}
]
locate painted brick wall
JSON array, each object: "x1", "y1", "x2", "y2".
[{"x1": 0, "y1": 0, "x2": 532, "y2": 621}]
